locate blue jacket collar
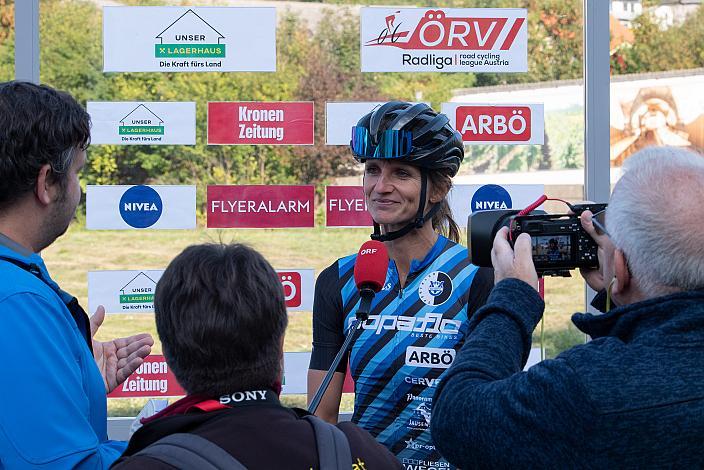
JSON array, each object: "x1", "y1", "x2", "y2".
[{"x1": 572, "y1": 289, "x2": 704, "y2": 341}]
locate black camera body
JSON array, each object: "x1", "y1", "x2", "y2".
[{"x1": 468, "y1": 203, "x2": 607, "y2": 276}]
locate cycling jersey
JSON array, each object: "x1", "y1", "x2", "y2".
[{"x1": 310, "y1": 235, "x2": 493, "y2": 470}]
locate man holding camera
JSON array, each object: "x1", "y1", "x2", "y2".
[{"x1": 431, "y1": 146, "x2": 704, "y2": 468}]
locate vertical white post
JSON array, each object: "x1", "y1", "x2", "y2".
[
  {"x1": 583, "y1": 0, "x2": 611, "y2": 313},
  {"x1": 15, "y1": 0, "x2": 40, "y2": 83}
]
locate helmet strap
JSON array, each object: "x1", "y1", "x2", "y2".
[{"x1": 370, "y1": 169, "x2": 440, "y2": 242}]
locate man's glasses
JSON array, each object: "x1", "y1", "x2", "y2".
[
  {"x1": 350, "y1": 126, "x2": 413, "y2": 159},
  {"x1": 591, "y1": 209, "x2": 609, "y2": 238}
]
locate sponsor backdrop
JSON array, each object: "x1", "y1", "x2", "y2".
[
  {"x1": 110, "y1": 353, "x2": 356, "y2": 398},
  {"x1": 86, "y1": 185, "x2": 196, "y2": 230},
  {"x1": 103, "y1": 7, "x2": 276, "y2": 72},
  {"x1": 449, "y1": 184, "x2": 545, "y2": 225},
  {"x1": 207, "y1": 185, "x2": 315, "y2": 228},
  {"x1": 360, "y1": 8, "x2": 528, "y2": 73},
  {"x1": 441, "y1": 103, "x2": 544, "y2": 145},
  {"x1": 90, "y1": 269, "x2": 314, "y2": 314},
  {"x1": 208, "y1": 102, "x2": 315, "y2": 145},
  {"x1": 87, "y1": 102, "x2": 196, "y2": 145},
  {"x1": 325, "y1": 101, "x2": 427, "y2": 145}
]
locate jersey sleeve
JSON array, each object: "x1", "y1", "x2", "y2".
[
  {"x1": 309, "y1": 262, "x2": 348, "y2": 373},
  {"x1": 467, "y1": 266, "x2": 494, "y2": 319}
]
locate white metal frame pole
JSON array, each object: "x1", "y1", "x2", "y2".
[
  {"x1": 583, "y1": 0, "x2": 611, "y2": 312},
  {"x1": 14, "y1": 0, "x2": 40, "y2": 83}
]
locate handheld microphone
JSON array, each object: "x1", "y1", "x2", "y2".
[{"x1": 353, "y1": 240, "x2": 388, "y2": 321}]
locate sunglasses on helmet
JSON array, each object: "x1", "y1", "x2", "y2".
[{"x1": 350, "y1": 126, "x2": 413, "y2": 159}]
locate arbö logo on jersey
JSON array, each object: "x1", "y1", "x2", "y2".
[
  {"x1": 418, "y1": 271, "x2": 453, "y2": 306},
  {"x1": 279, "y1": 271, "x2": 302, "y2": 308},
  {"x1": 405, "y1": 346, "x2": 456, "y2": 369},
  {"x1": 457, "y1": 105, "x2": 531, "y2": 142},
  {"x1": 350, "y1": 312, "x2": 460, "y2": 336},
  {"x1": 471, "y1": 184, "x2": 512, "y2": 213},
  {"x1": 119, "y1": 185, "x2": 163, "y2": 228}
]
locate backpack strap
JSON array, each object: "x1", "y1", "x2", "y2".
[
  {"x1": 303, "y1": 415, "x2": 353, "y2": 470},
  {"x1": 133, "y1": 433, "x2": 247, "y2": 470}
]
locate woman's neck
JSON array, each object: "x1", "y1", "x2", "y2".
[{"x1": 384, "y1": 224, "x2": 439, "y2": 287}]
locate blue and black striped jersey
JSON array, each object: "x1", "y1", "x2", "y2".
[{"x1": 311, "y1": 236, "x2": 493, "y2": 470}]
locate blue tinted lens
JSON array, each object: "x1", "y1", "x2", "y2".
[{"x1": 350, "y1": 127, "x2": 413, "y2": 159}]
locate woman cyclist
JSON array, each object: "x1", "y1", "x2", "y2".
[{"x1": 308, "y1": 102, "x2": 493, "y2": 469}]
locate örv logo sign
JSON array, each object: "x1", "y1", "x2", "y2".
[
  {"x1": 119, "y1": 185, "x2": 163, "y2": 228},
  {"x1": 406, "y1": 346, "x2": 456, "y2": 369},
  {"x1": 471, "y1": 184, "x2": 512, "y2": 212},
  {"x1": 457, "y1": 106, "x2": 531, "y2": 142}
]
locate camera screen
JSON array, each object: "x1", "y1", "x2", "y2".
[{"x1": 532, "y1": 235, "x2": 572, "y2": 263}]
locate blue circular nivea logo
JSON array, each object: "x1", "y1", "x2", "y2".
[
  {"x1": 119, "y1": 185, "x2": 163, "y2": 228},
  {"x1": 471, "y1": 184, "x2": 512, "y2": 213}
]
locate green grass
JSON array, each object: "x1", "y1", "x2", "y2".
[{"x1": 42, "y1": 223, "x2": 587, "y2": 416}]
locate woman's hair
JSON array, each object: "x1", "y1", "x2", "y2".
[{"x1": 428, "y1": 169, "x2": 460, "y2": 243}]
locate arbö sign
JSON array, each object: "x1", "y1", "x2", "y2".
[{"x1": 441, "y1": 103, "x2": 544, "y2": 145}]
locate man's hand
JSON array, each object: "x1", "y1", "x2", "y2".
[
  {"x1": 491, "y1": 227, "x2": 539, "y2": 292},
  {"x1": 579, "y1": 210, "x2": 616, "y2": 292},
  {"x1": 90, "y1": 306, "x2": 154, "y2": 394}
]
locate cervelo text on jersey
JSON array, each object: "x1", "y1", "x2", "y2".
[
  {"x1": 405, "y1": 346, "x2": 456, "y2": 369},
  {"x1": 348, "y1": 312, "x2": 461, "y2": 335}
]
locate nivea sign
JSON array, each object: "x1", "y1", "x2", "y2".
[
  {"x1": 119, "y1": 185, "x2": 163, "y2": 228},
  {"x1": 471, "y1": 184, "x2": 512, "y2": 212}
]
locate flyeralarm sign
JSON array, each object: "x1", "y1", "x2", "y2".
[
  {"x1": 326, "y1": 186, "x2": 372, "y2": 227},
  {"x1": 207, "y1": 185, "x2": 315, "y2": 228},
  {"x1": 361, "y1": 8, "x2": 527, "y2": 72},
  {"x1": 441, "y1": 103, "x2": 544, "y2": 145},
  {"x1": 208, "y1": 102, "x2": 314, "y2": 145}
]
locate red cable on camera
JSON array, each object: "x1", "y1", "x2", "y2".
[{"x1": 518, "y1": 195, "x2": 547, "y2": 216}]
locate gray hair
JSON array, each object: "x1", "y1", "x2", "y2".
[{"x1": 607, "y1": 146, "x2": 704, "y2": 297}]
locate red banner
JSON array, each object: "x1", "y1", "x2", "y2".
[
  {"x1": 109, "y1": 355, "x2": 185, "y2": 398},
  {"x1": 208, "y1": 102, "x2": 314, "y2": 145},
  {"x1": 326, "y1": 186, "x2": 373, "y2": 227},
  {"x1": 456, "y1": 105, "x2": 532, "y2": 142},
  {"x1": 208, "y1": 185, "x2": 315, "y2": 228}
]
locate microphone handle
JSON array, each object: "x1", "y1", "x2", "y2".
[{"x1": 308, "y1": 288, "x2": 376, "y2": 415}]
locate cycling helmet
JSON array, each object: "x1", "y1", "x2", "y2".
[
  {"x1": 350, "y1": 102, "x2": 464, "y2": 242},
  {"x1": 350, "y1": 101, "x2": 464, "y2": 177}
]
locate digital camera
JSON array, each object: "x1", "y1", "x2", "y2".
[{"x1": 467, "y1": 203, "x2": 608, "y2": 276}]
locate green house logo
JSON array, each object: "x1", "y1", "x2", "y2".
[
  {"x1": 119, "y1": 104, "x2": 164, "y2": 136},
  {"x1": 119, "y1": 272, "x2": 157, "y2": 305},
  {"x1": 155, "y1": 9, "x2": 226, "y2": 58}
]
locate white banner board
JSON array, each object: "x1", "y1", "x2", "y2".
[
  {"x1": 360, "y1": 8, "x2": 527, "y2": 73},
  {"x1": 449, "y1": 184, "x2": 545, "y2": 227},
  {"x1": 277, "y1": 269, "x2": 314, "y2": 312},
  {"x1": 90, "y1": 268, "x2": 313, "y2": 314},
  {"x1": 325, "y1": 102, "x2": 428, "y2": 145},
  {"x1": 88, "y1": 102, "x2": 196, "y2": 145},
  {"x1": 441, "y1": 103, "x2": 544, "y2": 145},
  {"x1": 86, "y1": 185, "x2": 196, "y2": 230},
  {"x1": 89, "y1": 270, "x2": 164, "y2": 314},
  {"x1": 104, "y1": 7, "x2": 276, "y2": 72}
]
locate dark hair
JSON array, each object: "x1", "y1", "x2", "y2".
[
  {"x1": 428, "y1": 169, "x2": 460, "y2": 243},
  {"x1": 154, "y1": 243, "x2": 288, "y2": 396},
  {"x1": 0, "y1": 81, "x2": 90, "y2": 208}
]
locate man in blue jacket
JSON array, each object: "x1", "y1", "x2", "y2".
[
  {"x1": 431, "y1": 146, "x2": 704, "y2": 468},
  {"x1": 0, "y1": 81, "x2": 153, "y2": 468}
]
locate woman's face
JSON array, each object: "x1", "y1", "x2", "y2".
[{"x1": 363, "y1": 160, "x2": 429, "y2": 228}]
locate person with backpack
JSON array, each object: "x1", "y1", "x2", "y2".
[{"x1": 112, "y1": 243, "x2": 402, "y2": 469}]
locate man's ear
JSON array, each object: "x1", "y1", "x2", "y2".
[
  {"x1": 612, "y1": 248, "x2": 631, "y2": 296},
  {"x1": 35, "y1": 164, "x2": 55, "y2": 206}
]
